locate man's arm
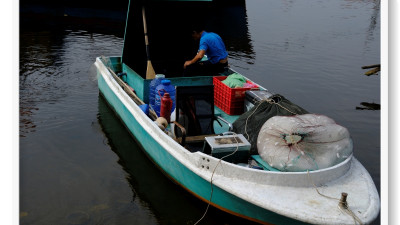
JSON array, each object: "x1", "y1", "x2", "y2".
[{"x1": 184, "y1": 50, "x2": 206, "y2": 69}]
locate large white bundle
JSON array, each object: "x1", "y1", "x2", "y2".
[{"x1": 257, "y1": 114, "x2": 353, "y2": 172}]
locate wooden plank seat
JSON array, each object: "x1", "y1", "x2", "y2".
[{"x1": 174, "y1": 134, "x2": 218, "y2": 145}]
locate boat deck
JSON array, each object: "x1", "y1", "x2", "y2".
[{"x1": 213, "y1": 106, "x2": 240, "y2": 134}]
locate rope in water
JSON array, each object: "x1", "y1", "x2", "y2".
[
  {"x1": 306, "y1": 171, "x2": 363, "y2": 225},
  {"x1": 193, "y1": 134, "x2": 241, "y2": 225}
]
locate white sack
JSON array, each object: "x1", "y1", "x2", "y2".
[{"x1": 257, "y1": 114, "x2": 353, "y2": 172}]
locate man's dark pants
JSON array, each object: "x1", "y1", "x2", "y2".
[{"x1": 183, "y1": 60, "x2": 228, "y2": 77}]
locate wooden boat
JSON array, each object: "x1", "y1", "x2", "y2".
[{"x1": 94, "y1": 0, "x2": 380, "y2": 224}]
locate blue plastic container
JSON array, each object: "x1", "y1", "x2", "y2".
[
  {"x1": 149, "y1": 74, "x2": 165, "y2": 112},
  {"x1": 139, "y1": 104, "x2": 149, "y2": 115},
  {"x1": 155, "y1": 79, "x2": 175, "y2": 117}
]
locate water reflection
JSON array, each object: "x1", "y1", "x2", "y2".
[
  {"x1": 19, "y1": 106, "x2": 38, "y2": 137},
  {"x1": 19, "y1": 30, "x2": 66, "y2": 137},
  {"x1": 365, "y1": 0, "x2": 380, "y2": 39},
  {"x1": 19, "y1": 13, "x2": 125, "y2": 136}
]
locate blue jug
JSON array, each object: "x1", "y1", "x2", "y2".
[
  {"x1": 149, "y1": 74, "x2": 165, "y2": 112},
  {"x1": 155, "y1": 79, "x2": 175, "y2": 117}
]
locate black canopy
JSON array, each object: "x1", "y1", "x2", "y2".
[{"x1": 122, "y1": 0, "x2": 250, "y2": 78}]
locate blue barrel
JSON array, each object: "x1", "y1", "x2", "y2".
[
  {"x1": 155, "y1": 79, "x2": 175, "y2": 117},
  {"x1": 149, "y1": 74, "x2": 165, "y2": 112}
]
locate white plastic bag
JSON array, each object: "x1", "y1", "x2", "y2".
[{"x1": 257, "y1": 114, "x2": 353, "y2": 172}]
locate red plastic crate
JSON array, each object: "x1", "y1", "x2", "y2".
[
  {"x1": 213, "y1": 76, "x2": 258, "y2": 115},
  {"x1": 216, "y1": 103, "x2": 245, "y2": 115}
]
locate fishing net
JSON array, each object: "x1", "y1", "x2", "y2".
[
  {"x1": 257, "y1": 114, "x2": 353, "y2": 172},
  {"x1": 222, "y1": 73, "x2": 247, "y2": 88},
  {"x1": 232, "y1": 94, "x2": 309, "y2": 154}
]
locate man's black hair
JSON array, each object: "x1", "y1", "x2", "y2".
[{"x1": 191, "y1": 21, "x2": 205, "y2": 33}]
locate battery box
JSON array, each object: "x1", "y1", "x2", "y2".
[{"x1": 203, "y1": 134, "x2": 251, "y2": 163}]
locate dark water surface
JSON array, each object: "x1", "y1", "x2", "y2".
[{"x1": 20, "y1": 0, "x2": 381, "y2": 224}]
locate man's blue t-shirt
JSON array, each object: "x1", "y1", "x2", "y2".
[{"x1": 199, "y1": 31, "x2": 228, "y2": 64}]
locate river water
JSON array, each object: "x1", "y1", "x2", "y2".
[{"x1": 20, "y1": 0, "x2": 381, "y2": 224}]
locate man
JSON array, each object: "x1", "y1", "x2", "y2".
[{"x1": 183, "y1": 27, "x2": 228, "y2": 76}]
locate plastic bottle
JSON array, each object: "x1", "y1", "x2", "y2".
[
  {"x1": 155, "y1": 79, "x2": 175, "y2": 117},
  {"x1": 149, "y1": 74, "x2": 165, "y2": 112},
  {"x1": 160, "y1": 93, "x2": 173, "y2": 123}
]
